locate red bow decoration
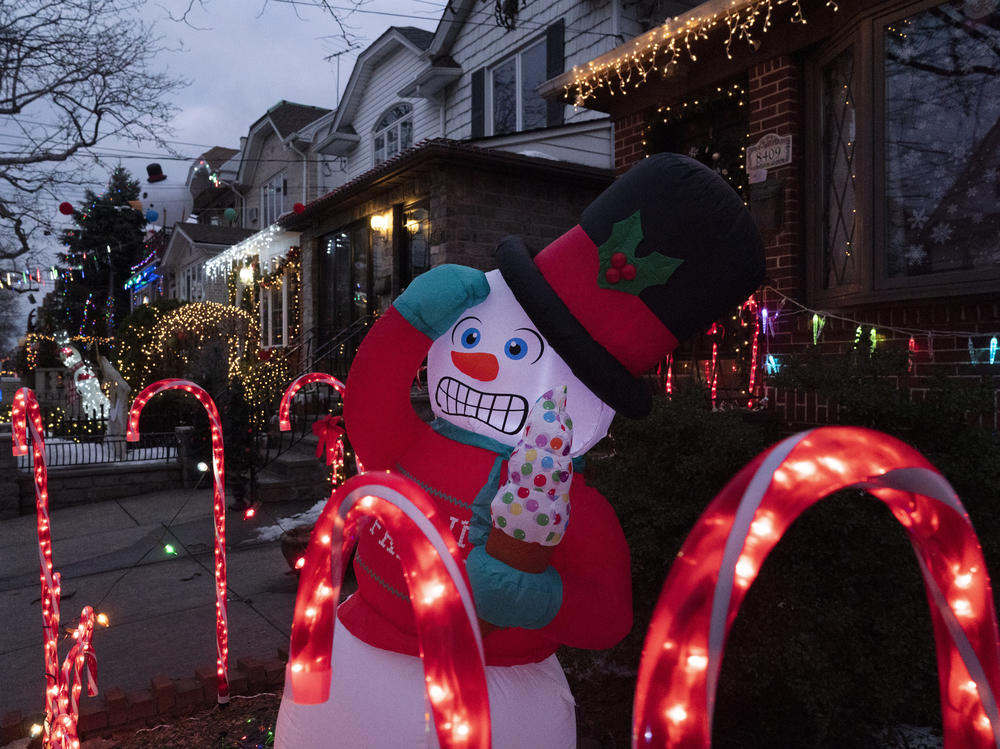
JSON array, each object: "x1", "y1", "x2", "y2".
[{"x1": 312, "y1": 415, "x2": 346, "y2": 466}]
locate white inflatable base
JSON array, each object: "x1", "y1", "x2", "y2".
[{"x1": 275, "y1": 622, "x2": 577, "y2": 748}]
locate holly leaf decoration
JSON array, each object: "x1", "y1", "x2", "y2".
[{"x1": 596, "y1": 209, "x2": 684, "y2": 295}]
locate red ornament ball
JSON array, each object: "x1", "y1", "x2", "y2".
[
  {"x1": 621, "y1": 263, "x2": 637, "y2": 281},
  {"x1": 604, "y1": 267, "x2": 621, "y2": 284},
  {"x1": 610, "y1": 252, "x2": 627, "y2": 269},
  {"x1": 293, "y1": 202, "x2": 305, "y2": 214},
  {"x1": 58, "y1": 201, "x2": 74, "y2": 215}
]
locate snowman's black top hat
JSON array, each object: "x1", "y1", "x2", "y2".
[{"x1": 498, "y1": 153, "x2": 766, "y2": 418}]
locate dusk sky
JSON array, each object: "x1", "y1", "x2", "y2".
[
  {"x1": 92, "y1": 0, "x2": 442, "y2": 193},
  {"x1": 15, "y1": 0, "x2": 443, "y2": 319}
]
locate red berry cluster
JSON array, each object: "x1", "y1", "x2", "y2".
[{"x1": 604, "y1": 251, "x2": 637, "y2": 284}]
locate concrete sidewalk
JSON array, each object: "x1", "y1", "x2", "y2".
[{"x1": 0, "y1": 486, "x2": 324, "y2": 736}]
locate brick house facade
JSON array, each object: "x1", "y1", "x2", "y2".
[
  {"x1": 280, "y1": 139, "x2": 612, "y2": 376},
  {"x1": 552, "y1": 0, "x2": 1000, "y2": 427}
]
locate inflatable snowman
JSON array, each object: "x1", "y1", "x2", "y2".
[{"x1": 275, "y1": 153, "x2": 765, "y2": 748}]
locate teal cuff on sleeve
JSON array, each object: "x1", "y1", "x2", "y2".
[
  {"x1": 394, "y1": 264, "x2": 490, "y2": 340},
  {"x1": 465, "y1": 545, "x2": 563, "y2": 630}
]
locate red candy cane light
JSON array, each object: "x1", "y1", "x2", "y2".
[
  {"x1": 50, "y1": 606, "x2": 99, "y2": 749},
  {"x1": 279, "y1": 372, "x2": 362, "y2": 473},
  {"x1": 13, "y1": 388, "x2": 63, "y2": 743},
  {"x1": 12, "y1": 388, "x2": 101, "y2": 748},
  {"x1": 633, "y1": 426, "x2": 1000, "y2": 748},
  {"x1": 286, "y1": 472, "x2": 489, "y2": 748},
  {"x1": 126, "y1": 378, "x2": 230, "y2": 703}
]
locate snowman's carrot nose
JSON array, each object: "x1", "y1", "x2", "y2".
[{"x1": 451, "y1": 351, "x2": 500, "y2": 381}]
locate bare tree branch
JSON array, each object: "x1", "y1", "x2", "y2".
[{"x1": 0, "y1": 0, "x2": 185, "y2": 262}]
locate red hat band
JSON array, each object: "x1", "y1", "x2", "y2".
[{"x1": 534, "y1": 225, "x2": 678, "y2": 377}]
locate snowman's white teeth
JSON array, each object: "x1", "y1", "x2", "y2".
[{"x1": 435, "y1": 377, "x2": 529, "y2": 435}]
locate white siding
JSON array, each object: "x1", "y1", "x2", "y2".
[
  {"x1": 344, "y1": 44, "x2": 441, "y2": 181},
  {"x1": 482, "y1": 118, "x2": 614, "y2": 169},
  {"x1": 442, "y1": 0, "x2": 643, "y2": 140}
]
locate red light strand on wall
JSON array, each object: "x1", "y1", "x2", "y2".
[
  {"x1": 284, "y1": 472, "x2": 489, "y2": 748},
  {"x1": 743, "y1": 294, "x2": 760, "y2": 408},
  {"x1": 707, "y1": 324, "x2": 720, "y2": 409},
  {"x1": 632, "y1": 426, "x2": 1000, "y2": 747},
  {"x1": 126, "y1": 379, "x2": 230, "y2": 704}
]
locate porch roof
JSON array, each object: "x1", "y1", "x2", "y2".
[{"x1": 280, "y1": 137, "x2": 612, "y2": 229}]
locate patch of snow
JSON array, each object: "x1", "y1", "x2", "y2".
[{"x1": 254, "y1": 499, "x2": 327, "y2": 542}]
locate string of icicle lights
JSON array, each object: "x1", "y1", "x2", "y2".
[{"x1": 566, "y1": 0, "x2": 839, "y2": 106}]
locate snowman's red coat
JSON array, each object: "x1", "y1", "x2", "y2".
[{"x1": 341, "y1": 306, "x2": 633, "y2": 666}]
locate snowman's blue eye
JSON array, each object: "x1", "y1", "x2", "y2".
[
  {"x1": 460, "y1": 327, "x2": 481, "y2": 349},
  {"x1": 504, "y1": 337, "x2": 528, "y2": 360}
]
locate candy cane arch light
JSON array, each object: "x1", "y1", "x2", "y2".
[
  {"x1": 12, "y1": 387, "x2": 64, "y2": 744},
  {"x1": 284, "y1": 472, "x2": 490, "y2": 748},
  {"x1": 126, "y1": 378, "x2": 230, "y2": 704},
  {"x1": 279, "y1": 372, "x2": 362, "y2": 473},
  {"x1": 633, "y1": 426, "x2": 1000, "y2": 748}
]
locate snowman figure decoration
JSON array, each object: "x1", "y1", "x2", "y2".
[
  {"x1": 275, "y1": 154, "x2": 765, "y2": 748},
  {"x1": 59, "y1": 342, "x2": 110, "y2": 421}
]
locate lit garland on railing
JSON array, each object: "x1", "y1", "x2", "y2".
[{"x1": 566, "y1": 0, "x2": 838, "y2": 105}]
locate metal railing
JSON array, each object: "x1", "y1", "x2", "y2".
[
  {"x1": 16, "y1": 432, "x2": 179, "y2": 469},
  {"x1": 308, "y1": 315, "x2": 375, "y2": 381}
]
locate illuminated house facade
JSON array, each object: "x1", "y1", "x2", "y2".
[
  {"x1": 547, "y1": 0, "x2": 1000, "y2": 424},
  {"x1": 195, "y1": 101, "x2": 343, "y2": 355}
]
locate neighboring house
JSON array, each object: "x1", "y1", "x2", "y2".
[
  {"x1": 282, "y1": 139, "x2": 612, "y2": 376},
  {"x1": 159, "y1": 224, "x2": 256, "y2": 303},
  {"x1": 423, "y1": 0, "x2": 644, "y2": 166},
  {"x1": 313, "y1": 27, "x2": 437, "y2": 173},
  {"x1": 195, "y1": 101, "x2": 346, "y2": 358},
  {"x1": 237, "y1": 101, "x2": 336, "y2": 230},
  {"x1": 285, "y1": 2, "x2": 662, "y2": 373},
  {"x1": 187, "y1": 146, "x2": 241, "y2": 227},
  {"x1": 125, "y1": 227, "x2": 171, "y2": 311},
  {"x1": 545, "y1": 0, "x2": 1000, "y2": 423},
  {"x1": 315, "y1": 5, "x2": 650, "y2": 178}
]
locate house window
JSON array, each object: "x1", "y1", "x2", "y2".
[
  {"x1": 490, "y1": 39, "x2": 548, "y2": 135},
  {"x1": 471, "y1": 20, "x2": 564, "y2": 138},
  {"x1": 403, "y1": 202, "x2": 430, "y2": 286},
  {"x1": 261, "y1": 173, "x2": 286, "y2": 226},
  {"x1": 821, "y1": 46, "x2": 859, "y2": 293},
  {"x1": 811, "y1": 0, "x2": 1000, "y2": 302},
  {"x1": 373, "y1": 104, "x2": 413, "y2": 165},
  {"x1": 260, "y1": 284, "x2": 286, "y2": 347}
]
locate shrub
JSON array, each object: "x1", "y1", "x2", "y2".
[{"x1": 567, "y1": 367, "x2": 1000, "y2": 748}]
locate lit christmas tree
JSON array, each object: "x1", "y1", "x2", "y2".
[{"x1": 48, "y1": 166, "x2": 148, "y2": 337}]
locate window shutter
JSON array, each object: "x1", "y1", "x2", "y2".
[
  {"x1": 471, "y1": 68, "x2": 485, "y2": 138},
  {"x1": 546, "y1": 19, "x2": 565, "y2": 127}
]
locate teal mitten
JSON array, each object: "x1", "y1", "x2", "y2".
[
  {"x1": 394, "y1": 264, "x2": 490, "y2": 340},
  {"x1": 465, "y1": 545, "x2": 563, "y2": 630}
]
